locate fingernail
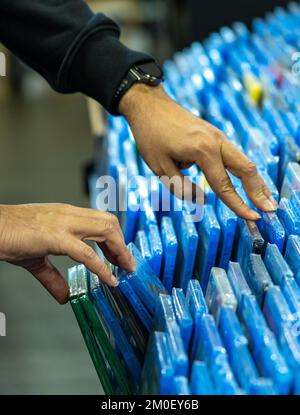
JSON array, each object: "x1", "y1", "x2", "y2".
[
  {"x1": 251, "y1": 211, "x2": 261, "y2": 221},
  {"x1": 110, "y1": 273, "x2": 119, "y2": 287},
  {"x1": 262, "y1": 197, "x2": 278, "y2": 212}
]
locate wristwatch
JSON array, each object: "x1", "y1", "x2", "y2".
[{"x1": 114, "y1": 61, "x2": 164, "y2": 107}]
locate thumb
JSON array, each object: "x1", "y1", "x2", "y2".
[{"x1": 26, "y1": 257, "x2": 69, "y2": 304}]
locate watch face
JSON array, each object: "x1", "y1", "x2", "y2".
[{"x1": 137, "y1": 62, "x2": 163, "y2": 78}]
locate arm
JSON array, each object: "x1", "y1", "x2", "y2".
[
  {"x1": 0, "y1": 0, "x2": 154, "y2": 113},
  {"x1": 0, "y1": 0, "x2": 277, "y2": 219}
]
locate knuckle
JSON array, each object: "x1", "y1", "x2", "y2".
[
  {"x1": 194, "y1": 137, "x2": 217, "y2": 157},
  {"x1": 109, "y1": 213, "x2": 119, "y2": 226},
  {"x1": 243, "y1": 161, "x2": 258, "y2": 177},
  {"x1": 219, "y1": 176, "x2": 234, "y2": 195},
  {"x1": 103, "y1": 220, "x2": 114, "y2": 232},
  {"x1": 104, "y1": 212, "x2": 118, "y2": 224},
  {"x1": 82, "y1": 245, "x2": 96, "y2": 261},
  {"x1": 97, "y1": 261, "x2": 110, "y2": 277},
  {"x1": 255, "y1": 187, "x2": 268, "y2": 199}
]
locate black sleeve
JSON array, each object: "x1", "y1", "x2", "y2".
[{"x1": 0, "y1": 0, "x2": 154, "y2": 114}]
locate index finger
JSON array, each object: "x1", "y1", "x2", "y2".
[
  {"x1": 221, "y1": 140, "x2": 278, "y2": 212},
  {"x1": 197, "y1": 151, "x2": 261, "y2": 220}
]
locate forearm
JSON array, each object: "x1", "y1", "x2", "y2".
[{"x1": 0, "y1": 0, "x2": 154, "y2": 113}]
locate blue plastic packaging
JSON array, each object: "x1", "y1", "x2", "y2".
[
  {"x1": 92, "y1": 285, "x2": 142, "y2": 384},
  {"x1": 186, "y1": 280, "x2": 208, "y2": 360},
  {"x1": 216, "y1": 199, "x2": 237, "y2": 270},
  {"x1": 264, "y1": 243, "x2": 294, "y2": 285},
  {"x1": 140, "y1": 331, "x2": 175, "y2": 394},
  {"x1": 173, "y1": 377, "x2": 191, "y2": 395},
  {"x1": 227, "y1": 261, "x2": 251, "y2": 305},
  {"x1": 195, "y1": 313, "x2": 226, "y2": 363},
  {"x1": 209, "y1": 353, "x2": 240, "y2": 395},
  {"x1": 124, "y1": 191, "x2": 139, "y2": 244},
  {"x1": 190, "y1": 361, "x2": 214, "y2": 395},
  {"x1": 277, "y1": 197, "x2": 300, "y2": 238},
  {"x1": 174, "y1": 212, "x2": 198, "y2": 292},
  {"x1": 248, "y1": 378, "x2": 276, "y2": 395},
  {"x1": 205, "y1": 268, "x2": 237, "y2": 323},
  {"x1": 263, "y1": 286, "x2": 295, "y2": 337},
  {"x1": 237, "y1": 220, "x2": 264, "y2": 276},
  {"x1": 280, "y1": 276, "x2": 300, "y2": 316},
  {"x1": 284, "y1": 235, "x2": 300, "y2": 284},
  {"x1": 134, "y1": 230, "x2": 152, "y2": 263},
  {"x1": 257, "y1": 212, "x2": 285, "y2": 253},
  {"x1": 147, "y1": 224, "x2": 163, "y2": 278},
  {"x1": 161, "y1": 216, "x2": 178, "y2": 293},
  {"x1": 291, "y1": 190, "x2": 300, "y2": 216},
  {"x1": 152, "y1": 293, "x2": 177, "y2": 329},
  {"x1": 118, "y1": 243, "x2": 168, "y2": 315},
  {"x1": 239, "y1": 293, "x2": 292, "y2": 394},
  {"x1": 118, "y1": 278, "x2": 152, "y2": 333},
  {"x1": 171, "y1": 287, "x2": 193, "y2": 352},
  {"x1": 196, "y1": 205, "x2": 221, "y2": 293},
  {"x1": 279, "y1": 324, "x2": 300, "y2": 372},
  {"x1": 245, "y1": 254, "x2": 273, "y2": 306},
  {"x1": 152, "y1": 294, "x2": 189, "y2": 376},
  {"x1": 219, "y1": 306, "x2": 259, "y2": 392},
  {"x1": 281, "y1": 162, "x2": 300, "y2": 199},
  {"x1": 165, "y1": 321, "x2": 189, "y2": 377}
]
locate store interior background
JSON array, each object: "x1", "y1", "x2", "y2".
[{"x1": 0, "y1": 0, "x2": 291, "y2": 394}]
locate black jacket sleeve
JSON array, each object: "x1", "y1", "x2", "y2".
[{"x1": 0, "y1": 0, "x2": 154, "y2": 114}]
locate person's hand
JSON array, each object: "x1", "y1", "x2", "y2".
[
  {"x1": 0, "y1": 203, "x2": 135, "y2": 304},
  {"x1": 119, "y1": 84, "x2": 278, "y2": 220}
]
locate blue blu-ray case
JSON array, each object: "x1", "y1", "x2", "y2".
[
  {"x1": 174, "y1": 212, "x2": 198, "y2": 292},
  {"x1": 263, "y1": 286, "x2": 295, "y2": 337},
  {"x1": 216, "y1": 199, "x2": 237, "y2": 270},
  {"x1": 160, "y1": 217, "x2": 178, "y2": 293},
  {"x1": 244, "y1": 254, "x2": 273, "y2": 306},
  {"x1": 264, "y1": 243, "x2": 294, "y2": 285},
  {"x1": 147, "y1": 224, "x2": 163, "y2": 278},
  {"x1": 134, "y1": 230, "x2": 152, "y2": 263},
  {"x1": 227, "y1": 261, "x2": 251, "y2": 305},
  {"x1": 257, "y1": 212, "x2": 285, "y2": 253},
  {"x1": 171, "y1": 287, "x2": 193, "y2": 352},
  {"x1": 117, "y1": 243, "x2": 168, "y2": 315},
  {"x1": 205, "y1": 268, "x2": 237, "y2": 323},
  {"x1": 186, "y1": 279, "x2": 208, "y2": 360},
  {"x1": 190, "y1": 361, "x2": 214, "y2": 395},
  {"x1": 239, "y1": 293, "x2": 292, "y2": 394},
  {"x1": 237, "y1": 220, "x2": 264, "y2": 276},
  {"x1": 196, "y1": 205, "x2": 221, "y2": 293}
]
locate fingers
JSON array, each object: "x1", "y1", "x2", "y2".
[
  {"x1": 63, "y1": 238, "x2": 119, "y2": 287},
  {"x1": 157, "y1": 159, "x2": 205, "y2": 204},
  {"x1": 27, "y1": 258, "x2": 69, "y2": 305},
  {"x1": 98, "y1": 237, "x2": 136, "y2": 272},
  {"x1": 68, "y1": 212, "x2": 134, "y2": 273},
  {"x1": 197, "y1": 150, "x2": 261, "y2": 220},
  {"x1": 221, "y1": 140, "x2": 278, "y2": 211}
]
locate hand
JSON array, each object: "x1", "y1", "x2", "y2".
[
  {"x1": 0, "y1": 203, "x2": 135, "y2": 304},
  {"x1": 119, "y1": 84, "x2": 278, "y2": 221}
]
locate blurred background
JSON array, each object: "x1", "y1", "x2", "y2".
[{"x1": 0, "y1": 0, "x2": 291, "y2": 395}]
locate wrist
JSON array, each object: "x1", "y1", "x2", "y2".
[{"x1": 118, "y1": 83, "x2": 168, "y2": 123}]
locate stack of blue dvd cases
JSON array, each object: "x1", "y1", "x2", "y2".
[{"x1": 74, "y1": 3, "x2": 300, "y2": 395}]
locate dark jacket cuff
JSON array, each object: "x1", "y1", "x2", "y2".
[{"x1": 58, "y1": 21, "x2": 154, "y2": 114}]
